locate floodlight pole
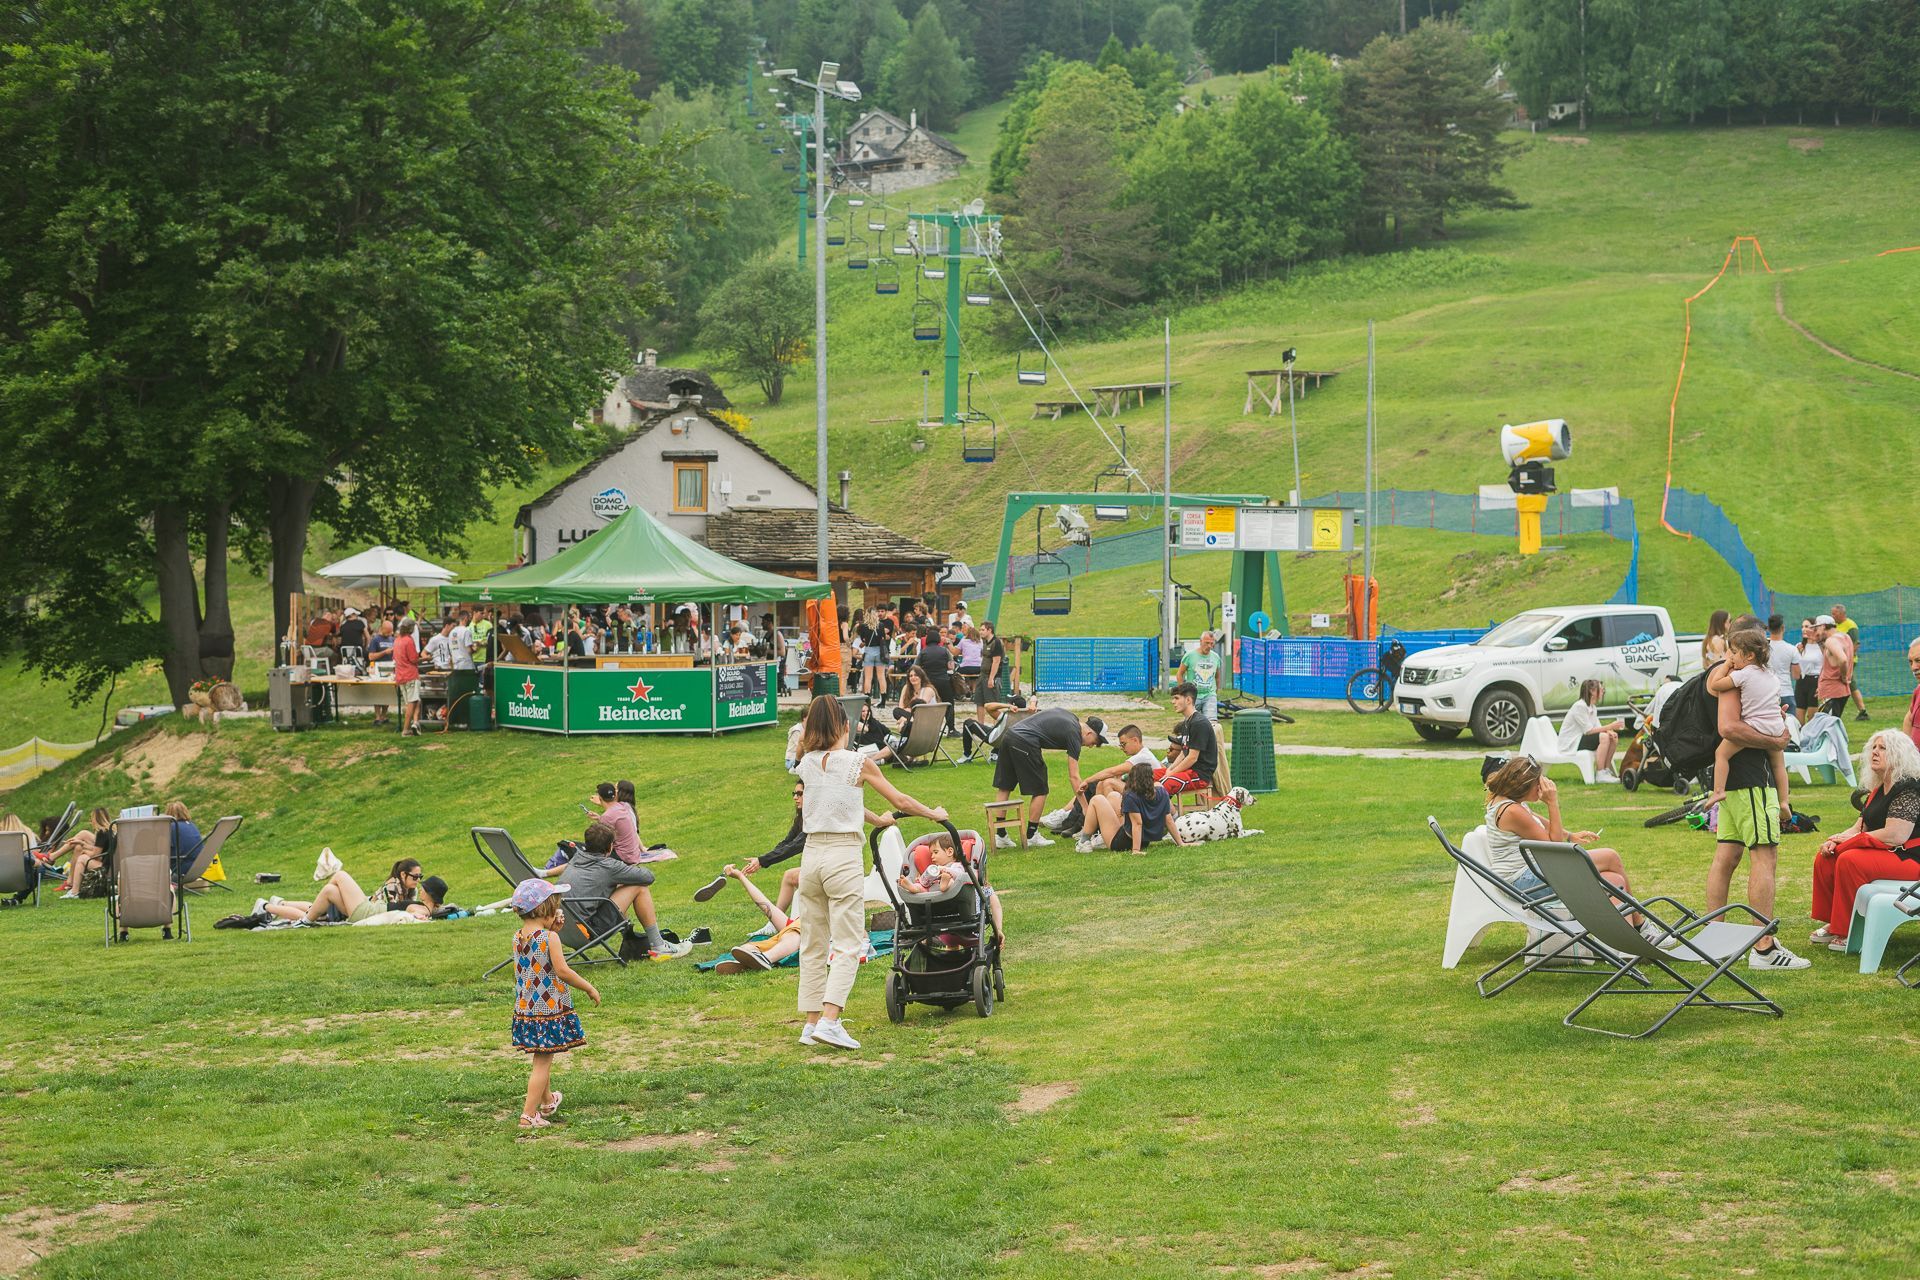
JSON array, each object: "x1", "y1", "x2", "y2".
[
  {"x1": 813, "y1": 87, "x2": 829, "y2": 584},
  {"x1": 1286, "y1": 352, "x2": 1301, "y2": 505},
  {"x1": 1161, "y1": 317, "x2": 1174, "y2": 687}
]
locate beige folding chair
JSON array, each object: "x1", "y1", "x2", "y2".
[
  {"x1": 173, "y1": 816, "x2": 243, "y2": 941},
  {"x1": 107, "y1": 817, "x2": 177, "y2": 945},
  {"x1": 896, "y1": 701, "x2": 958, "y2": 768},
  {"x1": 0, "y1": 831, "x2": 37, "y2": 907}
]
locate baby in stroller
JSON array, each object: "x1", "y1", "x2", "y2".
[{"x1": 898, "y1": 833, "x2": 1004, "y2": 938}]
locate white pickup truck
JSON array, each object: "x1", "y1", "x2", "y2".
[{"x1": 1394, "y1": 604, "x2": 1691, "y2": 747}]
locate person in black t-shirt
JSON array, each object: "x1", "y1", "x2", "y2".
[
  {"x1": 338, "y1": 608, "x2": 368, "y2": 656},
  {"x1": 978, "y1": 621, "x2": 1008, "y2": 704},
  {"x1": 917, "y1": 628, "x2": 956, "y2": 728},
  {"x1": 1161, "y1": 682, "x2": 1219, "y2": 798},
  {"x1": 993, "y1": 708, "x2": 1110, "y2": 847}
]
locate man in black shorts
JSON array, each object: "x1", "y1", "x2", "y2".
[{"x1": 993, "y1": 707, "x2": 1109, "y2": 848}]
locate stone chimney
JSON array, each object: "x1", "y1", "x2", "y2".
[
  {"x1": 909, "y1": 110, "x2": 916, "y2": 132},
  {"x1": 838, "y1": 470, "x2": 851, "y2": 508},
  {"x1": 641, "y1": 348, "x2": 658, "y2": 368}
]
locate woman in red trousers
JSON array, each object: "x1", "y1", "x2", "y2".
[{"x1": 1809, "y1": 731, "x2": 1920, "y2": 950}]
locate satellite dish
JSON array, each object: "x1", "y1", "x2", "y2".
[{"x1": 963, "y1": 197, "x2": 985, "y2": 217}]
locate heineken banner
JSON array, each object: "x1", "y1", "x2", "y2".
[{"x1": 494, "y1": 663, "x2": 777, "y2": 736}]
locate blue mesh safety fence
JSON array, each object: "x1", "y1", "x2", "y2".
[{"x1": 1032, "y1": 637, "x2": 1160, "y2": 694}]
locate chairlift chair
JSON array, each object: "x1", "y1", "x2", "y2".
[
  {"x1": 1029, "y1": 551, "x2": 1073, "y2": 616},
  {"x1": 1015, "y1": 307, "x2": 1048, "y2": 385},
  {"x1": 847, "y1": 233, "x2": 869, "y2": 268},
  {"x1": 922, "y1": 257, "x2": 946, "y2": 280},
  {"x1": 964, "y1": 266, "x2": 993, "y2": 306},
  {"x1": 868, "y1": 213, "x2": 887, "y2": 232},
  {"x1": 960, "y1": 372, "x2": 996, "y2": 463},
  {"x1": 873, "y1": 258, "x2": 900, "y2": 295},
  {"x1": 911, "y1": 297, "x2": 941, "y2": 342},
  {"x1": 826, "y1": 222, "x2": 847, "y2": 247}
]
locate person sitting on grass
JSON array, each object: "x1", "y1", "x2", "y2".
[
  {"x1": 1481, "y1": 756, "x2": 1664, "y2": 944},
  {"x1": 1040, "y1": 722, "x2": 1156, "y2": 832},
  {"x1": 692, "y1": 779, "x2": 882, "y2": 936},
  {"x1": 1703, "y1": 629, "x2": 1793, "y2": 819},
  {"x1": 53, "y1": 808, "x2": 115, "y2": 899},
  {"x1": 263, "y1": 857, "x2": 433, "y2": 924},
  {"x1": 1075, "y1": 763, "x2": 1181, "y2": 854},
  {"x1": 1806, "y1": 730, "x2": 1920, "y2": 952},
  {"x1": 1556, "y1": 679, "x2": 1624, "y2": 783}
]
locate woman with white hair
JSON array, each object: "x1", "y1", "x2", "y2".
[{"x1": 1807, "y1": 730, "x2": 1920, "y2": 951}]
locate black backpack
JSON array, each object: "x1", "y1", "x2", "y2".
[{"x1": 1650, "y1": 664, "x2": 1722, "y2": 777}]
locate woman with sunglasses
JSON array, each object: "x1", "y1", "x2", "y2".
[
  {"x1": 263, "y1": 857, "x2": 432, "y2": 924},
  {"x1": 1482, "y1": 756, "x2": 1664, "y2": 943}
]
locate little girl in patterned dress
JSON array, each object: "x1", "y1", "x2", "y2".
[{"x1": 508, "y1": 879, "x2": 600, "y2": 1129}]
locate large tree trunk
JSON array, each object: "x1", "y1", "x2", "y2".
[
  {"x1": 153, "y1": 502, "x2": 203, "y2": 707},
  {"x1": 199, "y1": 499, "x2": 235, "y2": 681},
  {"x1": 268, "y1": 473, "x2": 320, "y2": 645}
]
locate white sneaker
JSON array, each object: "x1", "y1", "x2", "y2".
[
  {"x1": 59, "y1": 891, "x2": 79, "y2": 900},
  {"x1": 252, "y1": 898, "x2": 268, "y2": 916},
  {"x1": 1039, "y1": 806, "x2": 1074, "y2": 832},
  {"x1": 747, "y1": 921, "x2": 776, "y2": 940},
  {"x1": 799, "y1": 1021, "x2": 816, "y2": 1046},
  {"x1": 1026, "y1": 831, "x2": 1054, "y2": 847},
  {"x1": 995, "y1": 832, "x2": 1018, "y2": 850},
  {"x1": 811, "y1": 1019, "x2": 861, "y2": 1050},
  {"x1": 647, "y1": 939, "x2": 694, "y2": 962},
  {"x1": 1749, "y1": 943, "x2": 1811, "y2": 970},
  {"x1": 1074, "y1": 835, "x2": 1099, "y2": 853},
  {"x1": 1595, "y1": 770, "x2": 1619, "y2": 784}
]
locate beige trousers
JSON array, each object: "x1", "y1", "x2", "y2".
[{"x1": 795, "y1": 831, "x2": 867, "y2": 1013}]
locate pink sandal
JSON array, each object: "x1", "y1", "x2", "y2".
[
  {"x1": 540, "y1": 1090, "x2": 563, "y2": 1118},
  {"x1": 517, "y1": 1113, "x2": 551, "y2": 1129}
]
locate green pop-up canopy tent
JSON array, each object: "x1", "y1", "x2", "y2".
[{"x1": 440, "y1": 506, "x2": 830, "y2": 606}]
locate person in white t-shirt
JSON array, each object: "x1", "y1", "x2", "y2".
[
  {"x1": 1557, "y1": 679, "x2": 1624, "y2": 782},
  {"x1": 449, "y1": 611, "x2": 476, "y2": 672},
  {"x1": 1764, "y1": 613, "x2": 1801, "y2": 722},
  {"x1": 1795, "y1": 617, "x2": 1824, "y2": 726}
]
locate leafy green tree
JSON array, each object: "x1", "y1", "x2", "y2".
[
  {"x1": 654, "y1": 0, "x2": 753, "y2": 96},
  {"x1": 1001, "y1": 118, "x2": 1154, "y2": 331},
  {"x1": 0, "y1": 0, "x2": 689, "y2": 705},
  {"x1": 878, "y1": 5, "x2": 973, "y2": 129},
  {"x1": 1144, "y1": 4, "x2": 1198, "y2": 68},
  {"x1": 1282, "y1": 47, "x2": 1345, "y2": 119},
  {"x1": 1343, "y1": 19, "x2": 1522, "y2": 243},
  {"x1": 698, "y1": 260, "x2": 814, "y2": 405},
  {"x1": 988, "y1": 53, "x2": 1061, "y2": 192},
  {"x1": 593, "y1": 0, "x2": 664, "y2": 98},
  {"x1": 1195, "y1": 0, "x2": 1304, "y2": 72}
]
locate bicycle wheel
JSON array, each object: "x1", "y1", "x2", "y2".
[
  {"x1": 1644, "y1": 795, "x2": 1705, "y2": 829},
  {"x1": 1267, "y1": 708, "x2": 1295, "y2": 725},
  {"x1": 1345, "y1": 667, "x2": 1389, "y2": 713}
]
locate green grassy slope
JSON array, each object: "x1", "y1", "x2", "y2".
[
  {"x1": 7, "y1": 716, "x2": 1920, "y2": 1278},
  {"x1": 713, "y1": 123, "x2": 1920, "y2": 628}
]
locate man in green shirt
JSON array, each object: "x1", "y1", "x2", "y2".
[{"x1": 1178, "y1": 631, "x2": 1221, "y2": 720}]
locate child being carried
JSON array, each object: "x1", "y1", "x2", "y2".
[{"x1": 1704, "y1": 626, "x2": 1792, "y2": 819}]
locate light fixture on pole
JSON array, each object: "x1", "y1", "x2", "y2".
[
  {"x1": 767, "y1": 62, "x2": 862, "y2": 586},
  {"x1": 1281, "y1": 346, "x2": 1299, "y2": 506}
]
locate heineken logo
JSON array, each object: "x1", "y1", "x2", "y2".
[
  {"x1": 624, "y1": 674, "x2": 654, "y2": 702},
  {"x1": 521, "y1": 676, "x2": 537, "y2": 699}
]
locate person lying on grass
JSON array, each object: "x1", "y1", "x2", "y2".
[
  {"x1": 1481, "y1": 756, "x2": 1664, "y2": 945},
  {"x1": 264, "y1": 857, "x2": 433, "y2": 924},
  {"x1": 508, "y1": 878, "x2": 599, "y2": 1130},
  {"x1": 710, "y1": 864, "x2": 803, "y2": 972}
]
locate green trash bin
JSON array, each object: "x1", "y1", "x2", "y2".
[
  {"x1": 811, "y1": 673, "x2": 841, "y2": 699},
  {"x1": 1229, "y1": 711, "x2": 1277, "y2": 794},
  {"x1": 469, "y1": 676, "x2": 495, "y2": 732},
  {"x1": 447, "y1": 670, "x2": 481, "y2": 731}
]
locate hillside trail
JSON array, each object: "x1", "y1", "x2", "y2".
[{"x1": 1773, "y1": 280, "x2": 1920, "y2": 383}]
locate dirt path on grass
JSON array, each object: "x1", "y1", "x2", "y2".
[{"x1": 1774, "y1": 281, "x2": 1920, "y2": 383}]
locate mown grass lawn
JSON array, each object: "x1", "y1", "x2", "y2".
[{"x1": 4, "y1": 708, "x2": 1919, "y2": 1279}]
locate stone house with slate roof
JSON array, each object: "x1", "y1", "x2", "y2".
[
  {"x1": 517, "y1": 399, "x2": 946, "y2": 615},
  {"x1": 591, "y1": 349, "x2": 730, "y2": 430},
  {"x1": 838, "y1": 109, "x2": 966, "y2": 195}
]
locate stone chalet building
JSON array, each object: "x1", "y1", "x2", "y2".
[
  {"x1": 836, "y1": 109, "x2": 966, "y2": 194},
  {"x1": 519, "y1": 397, "x2": 947, "y2": 624}
]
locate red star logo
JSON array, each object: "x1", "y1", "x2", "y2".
[
  {"x1": 520, "y1": 676, "x2": 536, "y2": 699},
  {"x1": 625, "y1": 674, "x2": 654, "y2": 702}
]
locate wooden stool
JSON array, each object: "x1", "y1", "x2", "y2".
[
  {"x1": 983, "y1": 800, "x2": 1028, "y2": 850},
  {"x1": 1172, "y1": 789, "x2": 1214, "y2": 818}
]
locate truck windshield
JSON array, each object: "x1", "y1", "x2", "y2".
[{"x1": 1474, "y1": 613, "x2": 1560, "y2": 648}]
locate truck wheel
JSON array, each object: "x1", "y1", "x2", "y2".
[
  {"x1": 1412, "y1": 721, "x2": 1463, "y2": 742},
  {"x1": 1470, "y1": 687, "x2": 1529, "y2": 748}
]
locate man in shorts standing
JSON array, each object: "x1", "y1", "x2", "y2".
[
  {"x1": 992, "y1": 707, "x2": 1109, "y2": 848},
  {"x1": 1830, "y1": 603, "x2": 1870, "y2": 721},
  {"x1": 979, "y1": 621, "x2": 1008, "y2": 707},
  {"x1": 1178, "y1": 632, "x2": 1222, "y2": 722},
  {"x1": 393, "y1": 620, "x2": 423, "y2": 737},
  {"x1": 1814, "y1": 615, "x2": 1854, "y2": 719},
  {"x1": 1706, "y1": 679, "x2": 1809, "y2": 970}
]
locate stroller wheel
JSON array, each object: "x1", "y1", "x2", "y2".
[
  {"x1": 1673, "y1": 777, "x2": 1691, "y2": 796},
  {"x1": 993, "y1": 965, "x2": 1005, "y2": 1002},
  {"x1": 1619, "y1": 767, "x2": 1640, "y2": 792},
  {"x1": 970, "y1": 965, "x2": 994, "y2": 1017},
  {"x1": 884, "y1": 972, "x2": 906, "y2": 1024}
]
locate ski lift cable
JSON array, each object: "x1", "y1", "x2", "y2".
[{"x1": 986, "y1": 260, "x2": 1150, "y2": 492}]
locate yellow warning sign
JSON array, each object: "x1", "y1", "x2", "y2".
[
  {"x1": 1204, "y1": 506, "x2": 1236, "y2": 534},
  {"x1": 1311, "y1": 509, "x2": 1343, "y2": 550}
]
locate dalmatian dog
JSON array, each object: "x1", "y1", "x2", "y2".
[{"x1": 1173, "y1": 786, "x2": 1262, "y2": 843}]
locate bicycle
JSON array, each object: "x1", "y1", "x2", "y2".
[{"x1": 1344, "y1": 640, "x2": 1408, "y2": 714}]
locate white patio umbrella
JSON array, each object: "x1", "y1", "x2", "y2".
[{"x1": 315, "y1": 546, "x2": 455, "y2": 594}]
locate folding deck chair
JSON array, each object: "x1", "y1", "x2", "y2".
[
  {"x1": 0, "y1": 831, "x2": 38, "y2": 907},
  {"x1": 107, "y1": 816, "x2": 178, "y2": 945},
  {"x1": 1428, "y1": 818, "x2": 1640, "y2": 998},
  {"x1": 471, "y1": 826, "x2": 627, "y2": 978},
  {"x1": 171, "y1": 816, "x2": 243, "y2": 941},
  {"x1": 894, "y1": 701, "x2": 958, "y2": 768},
  {"x1": 1520, "y1": 839, "x2": 1783, "y2": 1039}
]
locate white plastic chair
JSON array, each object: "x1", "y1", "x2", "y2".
[
  {"x1": 1849, "y1": 879, "x2": 1920, "y2": 973},
  {"x1": 1431, "y1": 820, "x2": 1599, "y2": 996},
  {"x1": 1783, "y1": 713, "x2": 1858, "y2": 788},
  {"x1": 1520, "y1": 716, "x2": 1596, "y2": 784},
  {"x1": 864, "y1": 824, "x2": 908, "y2": 904}
]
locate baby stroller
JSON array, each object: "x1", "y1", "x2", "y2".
[
  {"x1": 1617, "y1": 684, "x2": 1692, "y2": 794},
  {"x1": 873, "y1": 817, "x2": 1004, "y2": 1021}
]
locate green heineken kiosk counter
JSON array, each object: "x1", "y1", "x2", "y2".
[{"x1": 439, "y1": 505, "x2": 830, "y2": 738}]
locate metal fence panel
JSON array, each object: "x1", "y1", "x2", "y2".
[{"x1": 1033, "y1": 637, "x2": 1160, "y2": 693}]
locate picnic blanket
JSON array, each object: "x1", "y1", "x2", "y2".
[{"x1": 697, "y1": 929, "x2": 895, "y2": 973}]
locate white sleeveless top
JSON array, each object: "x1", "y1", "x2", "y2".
[{"x1": 797, "y1": 749, "x2": 866, "y2": 834}]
